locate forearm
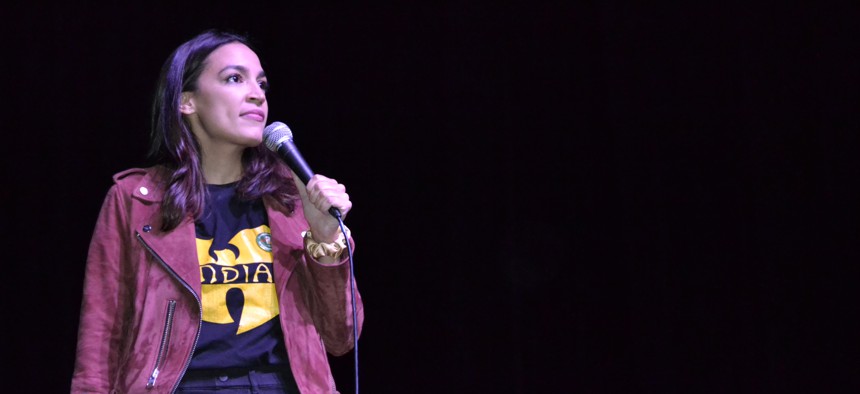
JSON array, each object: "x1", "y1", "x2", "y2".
[{"x1": 301, "y1": 237, "x2": 364, "y2": 355}]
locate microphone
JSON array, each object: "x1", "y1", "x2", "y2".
[{"x1": 263, "y1": 121, "x2": 342, "y2": 219}]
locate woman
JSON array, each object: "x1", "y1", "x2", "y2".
[{"x1": 71, "y1": 29, "x2": 363, "y2": 393}]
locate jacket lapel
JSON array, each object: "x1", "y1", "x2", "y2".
[{"x1": 131, "y1": 168, "x2": 202, "y2": 296}]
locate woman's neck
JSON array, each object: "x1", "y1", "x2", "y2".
[{"x1": 200, "y1": 148, "x2": 244, "y2": 185}]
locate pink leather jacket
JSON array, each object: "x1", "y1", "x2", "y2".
[{"x1": 71, "y1": 167, "x2": 363, "y2": 393}]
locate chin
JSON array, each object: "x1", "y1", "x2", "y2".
[
  {"x1": 241, "y1": 128, "x2": 264, "y2": 146},
  {"x1": 245, "y1": 137, "x2": 264, "y2": 148},
  {"x1": 233, "y1": 134, "x2": 263, "y2": 148}
]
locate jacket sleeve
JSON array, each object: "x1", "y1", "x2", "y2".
[
  {"x1": 298, "y1": 237, "x2": 364, "y2": 356},
  {"x1": 71, "y1": 185, "x2": 131, "y2": 392}
]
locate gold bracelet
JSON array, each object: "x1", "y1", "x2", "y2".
[{"x1": 301, "y1": 229, "x2": 349, "y2": 260}]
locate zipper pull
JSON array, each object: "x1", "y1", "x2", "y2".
[{"x1": 146, "y1": 368, "x2": 160, "y2": 388}]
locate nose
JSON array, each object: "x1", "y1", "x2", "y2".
[{"x1": 248, "y1": 84, "x2": 266, "y2": 104}]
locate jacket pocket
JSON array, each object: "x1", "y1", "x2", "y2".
[{"x1": 146, "y1": 299, "x2": 176, "y2": 389}]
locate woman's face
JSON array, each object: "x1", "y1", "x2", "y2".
[{"x1": 181, "y1": 42, "x2": 269, "y2": 152}]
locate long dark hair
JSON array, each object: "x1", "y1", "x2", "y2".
[{"x1": 149, "y1": 29, "x2": 298, "y2": 231}]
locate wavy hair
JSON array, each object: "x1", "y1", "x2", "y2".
[{"x1": 149, "y1": 29, "x2": 298, "y2": 231}]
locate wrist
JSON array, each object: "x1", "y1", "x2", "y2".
[{"x1": 302, "y1": 227, "x2": 350, "y2": 261}]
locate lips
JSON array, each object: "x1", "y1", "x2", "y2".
[{"x1": 240, "y1": 109, "x2": 266, "y2": 122}]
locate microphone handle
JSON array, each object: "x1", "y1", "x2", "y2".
[{"x1": 277, "y1": 142, "x2": 342, "y2": 219}]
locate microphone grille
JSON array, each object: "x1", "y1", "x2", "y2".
[{"x1": 263, "y1": 121, "x2": 293, "y2": 151}]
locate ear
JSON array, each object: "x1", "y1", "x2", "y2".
[{"x1": 179, "y1": 92, "x2": 195, "y2": 115}]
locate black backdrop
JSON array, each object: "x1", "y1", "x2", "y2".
[{"x1": 2, "y1": 2, "x2": 858, "y2": 393}]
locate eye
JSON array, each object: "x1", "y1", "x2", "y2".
[
  {"x1": 258, "y1": 80, "x2": 270, "y2": 92},
  {"x1": 226, "y1": 73, "x2": 244, "y2": 84}
]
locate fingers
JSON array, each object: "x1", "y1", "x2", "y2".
[
  {"x1": 291, "y1": 170, "x2": 309, "y2": 199},
  {"x1": 305, "y1": 174, "x2": 352, "y2": 216}
]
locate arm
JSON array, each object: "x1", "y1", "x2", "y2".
[
  {"x1": 294, "y1": 173, "x2": 364, "y2": 355},
  {"x1": 299, "y1": 238, "x2": 364, "y2": 355},
  {"x1": 70, "y1": 186, "x2": 130, "y2": 392}
]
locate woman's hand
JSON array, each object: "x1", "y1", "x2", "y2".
[{"x1": 293, "y1": 172, "x2": 352, "y2": 243}]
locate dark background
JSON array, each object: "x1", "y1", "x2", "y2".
[{"x1": 2, "y1": 2, "x2": 858, "y2": 393}]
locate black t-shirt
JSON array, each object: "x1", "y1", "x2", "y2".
[{"x1": 188, "y1": 182, "x2": 291, "y2": 370}]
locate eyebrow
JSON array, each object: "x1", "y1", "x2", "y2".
[{"x1": 219, "y1": 65, "x2": 267, "y2": 79}]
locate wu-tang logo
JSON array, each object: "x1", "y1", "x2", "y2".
[{"x1": 196, "y1": 225, "x2": 279, "y2": 334}]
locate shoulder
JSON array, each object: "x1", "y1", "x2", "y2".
[
  {"x1": 111, "y1": 166, "x2": 167, "y2": 183},
  {"x1": 110, "y1": 166, "x2": 171, "y2": 202}
]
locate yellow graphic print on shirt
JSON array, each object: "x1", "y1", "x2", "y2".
[{"x1": 196, "y1": 225, "x2": 278, "y2": 335}]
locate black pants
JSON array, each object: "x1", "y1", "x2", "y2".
[{"x1": 176, "y1": 366, "x2": 300, "y2": 393}]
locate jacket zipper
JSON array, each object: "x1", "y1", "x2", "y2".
[
  {"x1": 146, "y1": 299, "x2": 175, "y2": 388},
  {"x1": 137, "y1": 233, "x2": 203, "y2": 393}
]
